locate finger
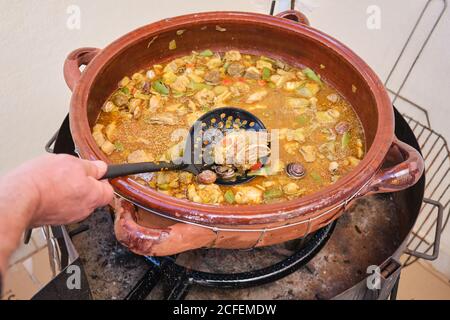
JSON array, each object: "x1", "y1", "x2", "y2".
[
  {"x1": 87, "y1": 177, "x2": 114, "y2": 207},
  {"x1": 81, "y1": 160, "x2": 108, "y2": 179}
]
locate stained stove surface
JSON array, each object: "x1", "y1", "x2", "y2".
[{"x1": 57, "y1": 108, "x2": 421, "y2": 300}]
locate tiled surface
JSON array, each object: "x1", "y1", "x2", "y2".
[
  {"x1": 8, "y1": 228, "x2": 48, "y2": 266},
  {"x1": 2, "y1": 247, "x2": 52, "y2": 300}
]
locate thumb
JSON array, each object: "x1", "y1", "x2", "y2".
[{"x1": 87, "y1": 160, "x2": 108, "y2": 179}]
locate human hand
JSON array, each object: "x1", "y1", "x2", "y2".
[{"x1": 10, "y1": 154, "x2": 114, "y2": 227}]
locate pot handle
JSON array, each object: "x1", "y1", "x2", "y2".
[
  {"x1": 113, "y1": 198, "x2": 217, "y2": 256},
  {"x1": 276, "y1": 10, "x2": 310, "y2": 26},
  {"x1": 359, "y1": 138, "x2": 424, "y2": 195},
  {"x1": 63, "y1": 47, "x2": 100, "y2": 91}
]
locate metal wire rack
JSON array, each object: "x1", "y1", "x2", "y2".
[
  {"x1": 275, "y1": 0, "x2": 449, "y2": 265},
  {"x1": 381, "y1": 0, "x2": 449, "y2": 266}
]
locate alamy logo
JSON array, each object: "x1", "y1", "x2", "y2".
[
  {"x1": 366, "y1": 265, "x2": 381, "y2": 290},
  {"x1": 366, "y1": 5, "x2": 382, "y2": 30},
  {"x1": 66, "y1": 265, "x2": 81, "y2": 290},
  {"x1": 66, "y1": 5, "x2": 81, "y2": 30}
]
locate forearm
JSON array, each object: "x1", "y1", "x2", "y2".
[{"x1": 0, "y1": 171, "x2": 39, "y2": 275}]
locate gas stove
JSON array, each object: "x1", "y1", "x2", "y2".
[{"x1": 30, "y1": 107, "x2": 434, "y2": 300}]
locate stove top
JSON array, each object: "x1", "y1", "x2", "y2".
[{"x1": 30, "y1": 107, "x2": 423, "y2": 300}]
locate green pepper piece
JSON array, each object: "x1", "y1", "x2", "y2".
[
  {"x1": 152, "y1": 80, "x2": 169, "y2": 95},
  {"x1": 341, "y1": 132, "x2": 350, "y2": 149},
  {"x1": 264, "y1": 188, "x2": 283, "y2": 200},
  {"x1": 199, "y1": 49, "x2": 214, "y2": 57},
  {"x1": 311, "y1": 171, "x2": 322, "y2": 184},
  {"x1": 262, "y1": 67, "x2": 271, "y2": 81},
  {"x1": 114, "y1": 141, "x2": 124, "y2": 152},
  {"x1": 158, "y1": 183, "x2": 169, "y2": 190},
  {"x1": 121, "y1": 87, "x2": 130, "y2": 95},
  {"x1": 297, "y1": 114, "x2": 309, "y2": 126},
  {"x1": 224, "y1": 190, "x2": 235, "y2": 204},
  {"x1": 303, "y1": 68, "x2": 322, "y2": 84}
]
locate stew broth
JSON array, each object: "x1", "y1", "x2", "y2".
[{"x1": 93, "y1": 50, "x2": 365, "y2": 205}]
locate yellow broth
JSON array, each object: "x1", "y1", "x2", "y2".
[{"x1": 93, "y1": 50, "x2": 365, "y2": 205}]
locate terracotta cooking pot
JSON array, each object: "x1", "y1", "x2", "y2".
[{"x1": 65, "y1": 11, "x2": 424, "y2": 256}]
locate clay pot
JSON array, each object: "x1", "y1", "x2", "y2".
[{"x1": 65, "y1": 11, "x2": 424, "y2": 256}]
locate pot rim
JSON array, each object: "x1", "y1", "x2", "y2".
[{"x1": 69, "y1": 11, "x2": 394, "y2": 225}]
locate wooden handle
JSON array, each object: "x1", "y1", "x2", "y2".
[
  {"x1": 276, "y1": 10, "x2": 310, "y2": 26},
  {"x1": 63, "y1": 47, "x2": 100, "y2": 91},
  {"x1": 113, "y1": 198, "x2": 216, "y2": 256},
  {"x1": 360, "y1": 138, "x2": 425, "y2": 195}
]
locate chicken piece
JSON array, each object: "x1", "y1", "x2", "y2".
[
  {"x1": 105, "y1": 123, "x2": 116, "y2": 141},
  {"x1": 149, "y1": 95, "x2": 162, "y2": 112},
  {"x1": 204, "y1": 70, "x2": 221, "y2": 85},
  {"x1": 224, "y1": 50, "x2": 242, "y2": 62},
  {"x1": 133, "y1": 106, "x2": 142, "y2": 119},
  {"x1": 246, "y1": 90, "x2": 268, "y2": 104},
  {"x1": 287, "y1": 98, "x2": 309, "y2": 109},
  {"x1": 229, "y1": 82, "x2": 250, "y2": 97},
  {"x1": 327, "y1": 93, "x2": 340, "y2": 103},
  {"x1": 348, "y1": 156, "x2": 361, "y2": 167},
  {"x1": 329, "y1": 161, "x2": 339, "y2": 174},
  {"x1": 206, "y1": 57, "x2": 223, "y2": 69},
  {"x1": 227, "y1": 62, "x2": 245, "y2": 77},
  {"x1": 129, "y1": 98, "x2": 142, "y2": 113},
  {"x1": 186, "y1": 111, "x2": 204, "y2": 127},
  {"x1": 215, "y1": 89, "x2": 232, "y2": 107},
  {"x1": 195, "y1": 88, "x2": 215, "y2": 107},
  {"x1": 92, "y1": 131, "x2": 106, "y2": 147},
  {"x1": 93, "y1": 124, "x2": 104, "y2": 133},
  {"x1": 179, "y1": 172, "x2": 193, "y2": 185},
  {"x1": 187, "y1": 184, "x2": 224, "y2": 204},
  {"x1": 101, "y1": 140, "x2": 115, "y2": 155},
  {"x1": 319, "y1": 142, "x2": 337, "y2": 161},
  {"x1": 127, "y1": 150, "x2": 153, "y2": 163},
  {"x1": 300, "y1": 146, "x2": 316, "y2": 163},
  {"x1": 316, "y1": 111, "x2": 337, "y2": 124},
  {"x1": 244, "y1": 67, "x2": 261, "y2": 80},
  {"x1": 292, "y1": 128, "x2": 306, "y2": 143},
  {"x1": 283, "y1": 183, "x2": 304, "y2": 196},
  {"x1": 112, "y1": 93, "x2": 129, "y2": 107},
  {"x1": 102, "y1": 101, "x2": 116, "y2": 113},
  {"x1": 187, "y1": 73, "x2": 204, "y2": 83},
  {"x1": 256, "y1": 60, "x2": 273, "y2": 70},
  {"x1": 284, "y1": 81, "x2": 303, "y2": 91},
  {"x1": 146, "y1": 113, "x2": 178, "y2": 125},
  {"x1": 234, "y1": 186, "x2": 263, "y2": 205},
  {"x1": 170, "y1": 75, "x2": 190, "y2": 92},
  {"x1": 156, "y1": 171, "x2": 180, "y2": 189},
  {"x1": 284, "y1": 141, "x2": 300, "y2": 155}
]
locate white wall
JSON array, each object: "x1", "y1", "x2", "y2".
[{"x1": 0, "y1": 0, "x2": 449, "y2": 275}]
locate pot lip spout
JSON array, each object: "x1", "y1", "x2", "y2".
[{"x1": 69, "y1": 11, "x2": 394, "y2": 226}]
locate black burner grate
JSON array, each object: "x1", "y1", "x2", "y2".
[{"x1": 125, "y1": 222, "x2": 335, "y2": 300}]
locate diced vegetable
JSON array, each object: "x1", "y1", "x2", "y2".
[
  {"x1": 297, "y1": 114, "x2": 310, "y2": 126},
  {"x1": 248, "y1": 166, "x2": 271, "y2": 176},
  {"x1": 199, "y1": 49, "x2": 214, "y2": 57},
  {"x1": 310, "y1": 172, "x2": 323, "y2": 184},
  {"x1": 262, "y1": 67, "x2": 271, "y2": 80},
  {"x1": 302, "y1": 68, "x2": 322, "y2": 84},
  {"x1": 95, "y1": 50, "x2": 366, "y2": 205},
  {"x1": 153, "y1": 80, "x2": 170, "y2": 95},
  {"x1": 169, "y1": 40, "x2": 177, "y2": 50},
  {"x1": 341, "y1": 132, "x2": 350, "y2": 149},
  {"x1": 264, "y1": 188, "x2": 283, "y2": 200},
  {"x1": 224, "y1": 190, "x2": 235, "y2": 204}
]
